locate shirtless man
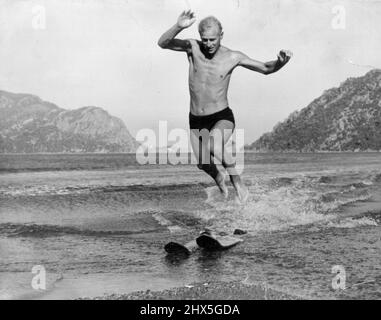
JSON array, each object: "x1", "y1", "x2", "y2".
[{"x1": 158, "y1": 10, "x2": 292, "y2": 202}]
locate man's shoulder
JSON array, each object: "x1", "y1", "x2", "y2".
[
  {"x1": 180, "y1": 38, "x2": 193, "y2": 50},
  {"x1": 226, "y1": 48, "x2": 245, "y2": 59},
  {"x1": 185, "y1": 39, "x2": 202, "y2": 55},
  {"x1": 221, "y1": 47, "x2": 245, "y2": 61},
  {"x1": 187, "y1": 39, "x2": 203, "y2": 50}
]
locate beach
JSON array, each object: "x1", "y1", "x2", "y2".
[{"x1": 82, "y1": 281, "x2": 301, "y2": 300}]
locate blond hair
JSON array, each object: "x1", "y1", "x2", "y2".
[{"x1": 198, "y1": 16, "x2": 223, "y2": 34}]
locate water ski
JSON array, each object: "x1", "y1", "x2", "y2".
[
  {"x1": 196, "y1": 233, "x2": 243, "y2": 251},
  {"x1": 164, "y1": 239, "x2": 198, "y2": 255},
  {"x1": 164, "y1": 229, "x2": 246, "y2": 255}
]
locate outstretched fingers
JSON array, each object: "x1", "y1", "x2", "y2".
[
  {"x1": 178, "y1": 10, "x2": 196, "y2": 28},
  {"x1": 183, "y1": 9, "x2": 195, "y2": 18}
]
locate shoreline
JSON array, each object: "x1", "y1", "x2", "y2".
[
  {"x1": 79, "y1": 280, "x2": 306, "y2": 300},
  {"x1": 1, "y1": 151, "x2": 381, "y2": 155}
]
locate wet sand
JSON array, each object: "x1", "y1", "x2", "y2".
[{"x1": 80, "y1": 281, "x2": 304, "y2": 300}]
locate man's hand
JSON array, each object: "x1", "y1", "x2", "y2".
[
  {"x1": 277, "y1": 50, "x2": 293, "y2": 65},
  {"x1": 157, "y1": 11, "x2": 195, "y2": 50},
  {"x1": 177, "y1": 10, "x2": 196, "y2": 29}
]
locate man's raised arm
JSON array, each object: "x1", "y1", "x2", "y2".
[
  {"x1": 235, "y1": 50, "x2": 293, "y2": 75},
  {"x1": 158, "y1": 10, "x2": 196, "y2": 52}
]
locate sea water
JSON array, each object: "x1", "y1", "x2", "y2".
[{"x1": 0, "y1": 153, "x2": 380, "y2": 299}]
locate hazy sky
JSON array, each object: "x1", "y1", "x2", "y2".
[{"x1": 1, "y1": 0, "x2": 380, "y2": 145}]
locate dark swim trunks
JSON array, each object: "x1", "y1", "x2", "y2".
[{"x1": 189, "y1": 107, "x2": 235, "y2": 131}]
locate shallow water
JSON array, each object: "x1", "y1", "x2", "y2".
[{"x1": 0, "y1": 153, "x2": 380, "y2": 299}]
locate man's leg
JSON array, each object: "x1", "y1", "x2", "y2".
[
  {"x1": 209, "y1": 120, "x2": 249, "y2": 202},
  {"x1": 190, "y1": 129, "x2": 228, "y2": 197}
]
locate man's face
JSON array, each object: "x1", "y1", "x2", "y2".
[{"x1": 199, "y1": 25, "x2": 223, "y2": 55}]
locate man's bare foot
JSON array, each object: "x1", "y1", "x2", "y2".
[
  {"x1": 235, "y1": 183, "x2": 249, "y2": 204},
  {"x1": 215, "y1": 172, "x2": 228, "y2": 199},
  {"x1": 229, "y1": 175, "x2": 249, "y2": 204}
]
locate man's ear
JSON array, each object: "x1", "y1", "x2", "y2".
[{"x1": 220, "y1": 31, "x2": 224, "y2": 39}]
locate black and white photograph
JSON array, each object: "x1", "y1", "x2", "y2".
[{"x1": 0, "y1": 0, "x2": 380, "y2": 302}]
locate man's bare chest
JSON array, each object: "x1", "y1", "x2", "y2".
[{"x1": 190, "y1": 53, "x2": 234, "y2": 81}]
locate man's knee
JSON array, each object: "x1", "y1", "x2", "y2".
[
  {"x1": 209, "y1": 141, "x2": 223, "y2": 157},
  {"x1": 222, "y1": 160, "x2": 236, "y2": 168},
  {"x1": 197, "y1": 163, "x2": 211, "y2": 171},
  {"x1": 196, "y1": 163, "x2": 218, "y2": 179}
]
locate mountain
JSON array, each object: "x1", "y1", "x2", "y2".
[
  {"x1": 0, "y1": 90, "x2": 138, "y2": 153},
  {"x1": 247, "y1": 69, "x2": 381, "y2": 152}
]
